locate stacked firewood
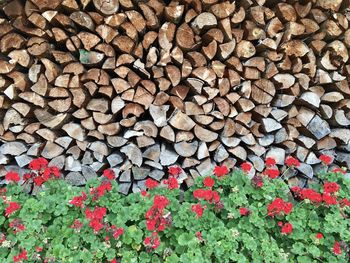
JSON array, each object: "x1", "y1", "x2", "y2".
[{"x1": 1, "y1": 0, "x2": 350, "y2": 194}]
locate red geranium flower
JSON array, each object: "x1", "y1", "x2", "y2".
[
  {"x1": 144, "y1": 232, "x2": 160, "y2": 250},
  {"x1": 145, "y1": 178, "x2": 159, "y2": 189},
  {"x1": 265, "y1": 168, "x2": 280, "y2": 179},
  {"x1": 265, "y1": 157, "x2": 276, "y2": 167},
  {"x1": 241, "y1": 162, "x2": 252, "y2": 173},
  {"x1": 195, "y1": 231, "x2": 204, "y2": 241},
  {"x1": 332, "y1": 167, "x2": 346, "y2": 174},
  {"x1": 203, "y1": 177, "x2": 215, "y2": 188},
  {"x1": 299, "y1": 188, "x2": 322, "y2": 203},
  {"x1": 5, "y1": 172, "x2": 20, "y2": 183},
  {"x1": 5, "y1": 202, "x2": 21, "y2": 217},
  {"x1": 103, "y1": 169, "x2": 115, "y2": 180},
  {"x1": 316, "y1": 233, "x2": 323, "y2": 239},
  {"x1": 322, "y1": 193, "x2": 337, "y2": 205},
  {"x1": 110, "y1": 259, "x2": 117, "y2": 263},
  {"x1": 281, "y1": 223, "x2": 293, "y2": 234},
  {"x1": 339, "y1": 198, "x2": 350, "y2": 207},
  {"x1": 167, "y1": 177, "x2": 179, "y2": 190},
  {"x1": 29, "y1": 157, "x2": 48, "y2": 171},
  {"x1": 319, "y1": 154, "x2": 332, "y2": 165},
  {"x1": 323, "y1": 182, "x2": 339, "y2": 194},
  {"x1": 70, "y1": 219, "x2": 83, "y2": 231},
  {"x1": 267, "y1": 198, "x2": 293, "y2": 217},
  {"x1": 333, "y1": 241, "x2": 342, "y2": 255},
  {"x1": 192, "y1": 204, "x2": 205, "y2": 218},
  {"x1": 239, "y1": 207, "x2": 250, "y2": 216},
  {"x1": 69, "y1": 192, "x2": 87, "y2": 208},
  {"x1": 213, "y1": 165, "x2": 229, "y2": 177},
  {"x1": 13, "y1": 249, "x2": 27, "y2": 263},
  {"x1": 168, "y1": 166, "x2": 182, "y2": 177},
  {"x1": 285, "y1": 156, "x2": 300, "y2": 168}
]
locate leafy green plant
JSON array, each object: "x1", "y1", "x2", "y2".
[{"x1": 1, "y1": 156, "x2": 350, "y2": 262}]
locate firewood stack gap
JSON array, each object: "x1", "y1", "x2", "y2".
[{"x1": 0, "y1": 0, "x2": 350, "y2": 194}]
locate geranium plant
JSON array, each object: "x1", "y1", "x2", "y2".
[{"x1": 0, "y1": 156, "x2": 350, "y2": 262}]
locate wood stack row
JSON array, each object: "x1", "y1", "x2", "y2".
[{"x1": 1, "y1": 0, "x2": 350, "y2": 193}]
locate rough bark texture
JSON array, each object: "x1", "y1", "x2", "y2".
[{"x1": 1, "y1": 0, "x2": 350, "y2": 194}]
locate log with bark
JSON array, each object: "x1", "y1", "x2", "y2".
[{"x1": 1, "y1": 0, "x2": 350, "y2": 194}]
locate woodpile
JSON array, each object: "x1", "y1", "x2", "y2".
[{"x1": 1, "y1": 0, "x2": 350, "y2": 194}]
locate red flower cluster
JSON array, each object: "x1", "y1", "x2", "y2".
[
  {"x1": 5, "y1": 202, "x2": 21, "y2": 217},
  {"x1": 240, "y1": 162, "x2": 252, "y2": 173},
  {"x1": 293, "y1": 185, "x2": 340, "y2": 206},
  {"x1": 145, "y1": 178, "x2": 159, "y2": 190},
  {"x1": 264, "y1": 168, "x2": 280, "y2": 179},
  {"x1": 195, "y1": 231, "x2": 204, "y2": 242},
  {"x1": 144, "y1": 195, "x2": 170, "y2": 250},
  {"x1": 145, "y1": 195, "x2": 170, "y2": 232},
  {"x1": 316, "y1": 233, "x2": 323, "y2": 239},
  {"x1": 280, "y1": 222, "x2": 293, "y2": 234},
  {"x1": 9, "y1": 219, "x2": 26, "y2": 234},
  {"x1": 265, "y1": 157, "x2": 276, "y2": 167},
  {"x1": 339, "y1": 198, "x2": 350, "y2": 208},
  {"x1": 69, "y1": 192, "x2": 87, "y2": 208},
  {"x1": 163, "y1": 177, "x2": 179, "y2": 190},
  {"x1": 213, "y1": 165, "x2": 229, "y2": 177},
  {"x1": 13, "y1": 249, "x2": 28, "y2": 263},
  {"x1": 203, "y1": 177, "x2": 215, "y2": 188},
  {"x1": 319, "y1": 154, "x2": 333, "y2": 165},
  {"x1": 24, "y1": 158, "x2": 60, "y2": 186},
  {"x1": 5, "y1": 172, "x2": 20, "y2": 183},
  {"x1": 168, "y1": 166, "x2": 182, "y2": 177},
  {"x1": 251, "y1": 175, "x2": 264, "y2": 188},
  {"x1": 111, "y1": 225, "x2": 124, "y2": 239},
  {"x1": 332, "y1": 167, "x2": 346, "y2": 174},
  {"x1": 297, "y1": 188, "x2": 322, "y2": 203},
  {"x1": 29, "y1": 157, "x2": 48, "y2": 171},
  {"x1": 192, "y1": 204, "x2": 205, "y2": 218},
  {"x1": 70, "y1": 219, "x2": 83, "y2": 231},
  {"x1": 323, "y1": 182, "x2": 339, "y2": 194},
  {"x1": 239, "y1": 207, "x2": 250, "y2": 216},
  {"x1": 333, "y1": 241, "x2": 342, "y2": 255},
  {"x1": 85, "y1": 207, "x2": 107, "y2": 233},
  {"x1": 323, "y1": 193, "x2": 337, "y2": 205},
  {"x1": 267, "y1": 198, "x2": 293, "y2": 217},
  {"x1": 285, "y1": 156, "x2": 300, "y2": 168},
  {"x1": 193, "y1": 189, "x2": 220, "y2": 204},
  {"x1": 144, "y1": 231, "x2": 160, "y2": 250},
  {"x1": 103, "y1": 169, "x2": 115, "y2": 180},
  {"x1": 90, "y1": 181, "x2": 112, "y2": 201}
]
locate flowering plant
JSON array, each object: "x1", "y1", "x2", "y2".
[{"x1": 0, "y1": 157, "x2": 350, "y2": 262}]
